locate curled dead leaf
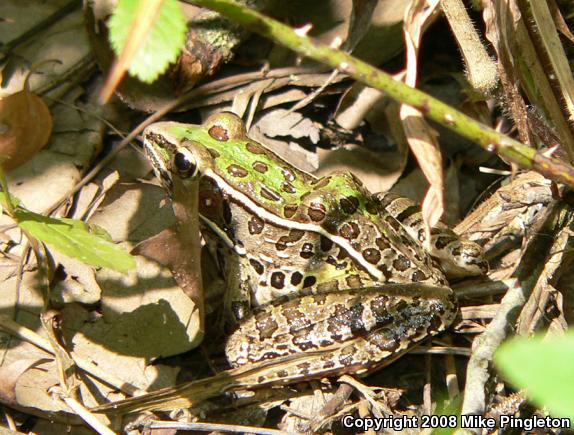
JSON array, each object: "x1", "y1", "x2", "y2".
[{"x1": 0, "y1": 71, "x2": 53, "y2": 171}]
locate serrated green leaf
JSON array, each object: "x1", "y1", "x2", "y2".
[
  {"x1": 109, "y1": 0, "x2": 187, "y2": 83},
  {"x1": 14, "y1": 209, "x2": 136, "y2": 273},
  {"x1": 494, "y1": 332, "x2": 574, "y2": 421}
]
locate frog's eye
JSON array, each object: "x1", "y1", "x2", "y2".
[{"x1": 172, "y1": 149, "x2": 198, "y2": 178}]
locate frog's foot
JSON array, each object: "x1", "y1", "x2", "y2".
[
  {"x1": 428, "y1": 233, "x2": 488, "y2": 278},
  {"x1": 375, "y1": 192, "x2": 488, "y2": 278}
]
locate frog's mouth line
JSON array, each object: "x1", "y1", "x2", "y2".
[{"x1": 143, "y1": 134, "x2": 174, "y2": 193}]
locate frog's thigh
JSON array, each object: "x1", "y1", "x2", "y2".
[{"x1": 225, "y1": 284, "x2": 457, "y2": 368}]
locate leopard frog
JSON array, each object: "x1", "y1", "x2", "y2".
[{"x1": 143, "y1": 112, "x2": 486, "y2": 383}]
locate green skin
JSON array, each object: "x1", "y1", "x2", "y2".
[{"x1": 142, "y1": 112, "x2": 483, "y2": 373}]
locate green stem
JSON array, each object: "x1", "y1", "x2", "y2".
[{"x1": 188, "y1": 0, "x2": 574, "y2": 187}]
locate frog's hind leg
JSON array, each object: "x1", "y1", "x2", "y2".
[
  {"x1": 225, "y1": 284, "x2": 458, "y2": 382},
  {"x1": 375, "y1": 192, "x2": 487, "y2": 279}
]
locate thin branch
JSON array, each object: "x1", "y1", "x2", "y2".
[{"x1": 186, "y1": 0, "x2": 574, "y2": 188}]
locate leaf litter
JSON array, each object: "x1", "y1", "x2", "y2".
[{"x1": 2, "y1": 0, "x2": 573, "y2": 432}]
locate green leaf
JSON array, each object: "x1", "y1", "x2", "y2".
[
  {"x1": 494, "y1": 332, "x2": 574, "y2": 421},
  {"x1": 15, "y1": 209, "x2": 136, "y2": 273},
  {"x1": 109, "y1": 0, "x2": 187, "y2": 83},
  {"x1": 0, "y1": 191, "x2": 21, "y2": 210}
]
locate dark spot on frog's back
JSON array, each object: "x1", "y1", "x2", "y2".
[
  {"x1": 435, "y1": 236, "x2": 451, "y2": 250},
  {"x1": 394, "y1": 300, "x2": 408, "y2": 313},
  {"x1": 283, "y1": 204, "x2": 298, "y2": 218},
  {"x1": 227, "y1": 164, "x2": 248, "y2": 178},
  {"x1": 362, "y1": 248, "x2": 381, "y2": 264},
  {"x1": 320, "y1": 235, "x2": 334, "y2": 252},
  {"x1": 372, "y1": 331, "x2": 401, "y2": 353},
  {"x1": 340, "y1": 196, "x2": 359, "y2": 214},
  {"x1": 246, "y1": 142, "x2": 266, "y2": 155},
  {"x1": 248, "y1": 216, "x2": 265, "y2": 234},
  {"x1": 293, "y1": 334, "x2": 318, "y2": 351},
  {"x1": 345, "y1": 275, "x2": 362, "y2": 288},
  {"x1": 339, "y1": 222, "x2": 360, "y2": 240},
  {"x1": 365, "y1": 199, "x2": 380, "y2": 215},
  {"x1": 384, "y1": 215, "x2": 402, "y2": 231},
  {"x1": 252, "y1": 161, "x2": 268, "y2": 173},
  {"x1": 281, "y1": 181, "x2": 297, "y2": 194},
  {"x1": 378, "y1": 264, "x2": 394, "y2": 280},
  {"x1": 297, "y1": 361, "x2": 311, "y2": 375},
  {"x1": 276, "y1": 229, "x2": 305, "y2": 251},
  {"x1": 300, "y1": 243, "x2": 314, "y2": 259},
  {"x1": 347, "y1": 304, "x2": 366, "y2": 333},
  {"x1": 338, "y1": 346, "x2": 355, "y2": 366},
  {"x1": 249, "y1": 258, "x2": 264, "y2": 275},
  {"x1": 308, "y1": 205, "x2": 326, "y2": 222},
  {"x1": 375, "y1": 237, "x2": 391, "y2": 251},
  {"x1": 411, "y1": 270, "x2": 428, "y2": 282},
  {"x1": 322, "y1": 217, "x2": 340, "y2": 235},
  {"x1": 270, "y1": 271, "x2": 285, "y2": 289},
  {"x1": 291, "y1": 271, "x2": 303, "y2": 286},
  {"x1": 312, "y1": 177, "x2": 331, "y2": 189},
  {"x1": 255, "y1": 313, "x2": 279, "y2": 339},
  {"x1": 282, "y1": 168, "x2": 296, "y2": 182},
  {"x1": 208, "y1": 125, "x2": 229, "y2": 141},
  {"x1": 204, "y1": 147, "x2": 219, "y2": 160},
  {"x1": 303, "y1": 275, "x2": 317, "y2": 288},
  {"x1": 260, "y1": 186, "x2": 282, "y2": 202},
  {"x1": 393, "y1": 255, "x2": 411, "y2": 271},
  {"x1": 428, "y1": 313, "x2": 443, "y2": 332}
]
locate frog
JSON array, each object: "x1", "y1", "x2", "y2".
[{"x1": 142, "y1": 111, "x2": 487, "y2": 384}]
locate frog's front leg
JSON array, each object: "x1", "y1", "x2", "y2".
[
  {"x1": 221, "y1": 252, "x2": 254, "y2": 324},
  {"x1": 225, "y1": 284, "x2": 457, "y2": 379}
]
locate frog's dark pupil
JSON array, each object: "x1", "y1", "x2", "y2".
[{"x1": 174, "y1": 152, "x2": 195, "y2": 177}]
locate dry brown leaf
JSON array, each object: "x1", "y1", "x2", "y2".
[
  {"x1": 0, "y1": 75, "x2": 52, "y2": 171},
  {"x1": 256, "y1": 109, "x2": 320, "y2": 144},
  {"x1": 482, "y1": 0, "x2": 574, "y2": 155},
  {"x1": 0, "y1": 358, "x2": 70, "y2": 414},
  {"x1": 317, "y1": 144, "x2": 405, "y2": 194},
  {"x1": 0, "y1": 358, "x2": 44, "y2": 407},
  {"x1": 336, "y1": 84, "x2": 384, "y2": 130},
  {"x1": 89, "y1": 182, "x2": 202, "y2": 354},
  {"x1": 548, "y1": 0, "x2": 574, "y2": 44},
  {"x1": 528, "y1": 0, "x2": 574, "y2": 124},
  {"x1": 392, "y1": 164, "x2": 461, "y2": 225},
  {"x1": 401, "y1": 0, "x2": 444, "y2": 235}
]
